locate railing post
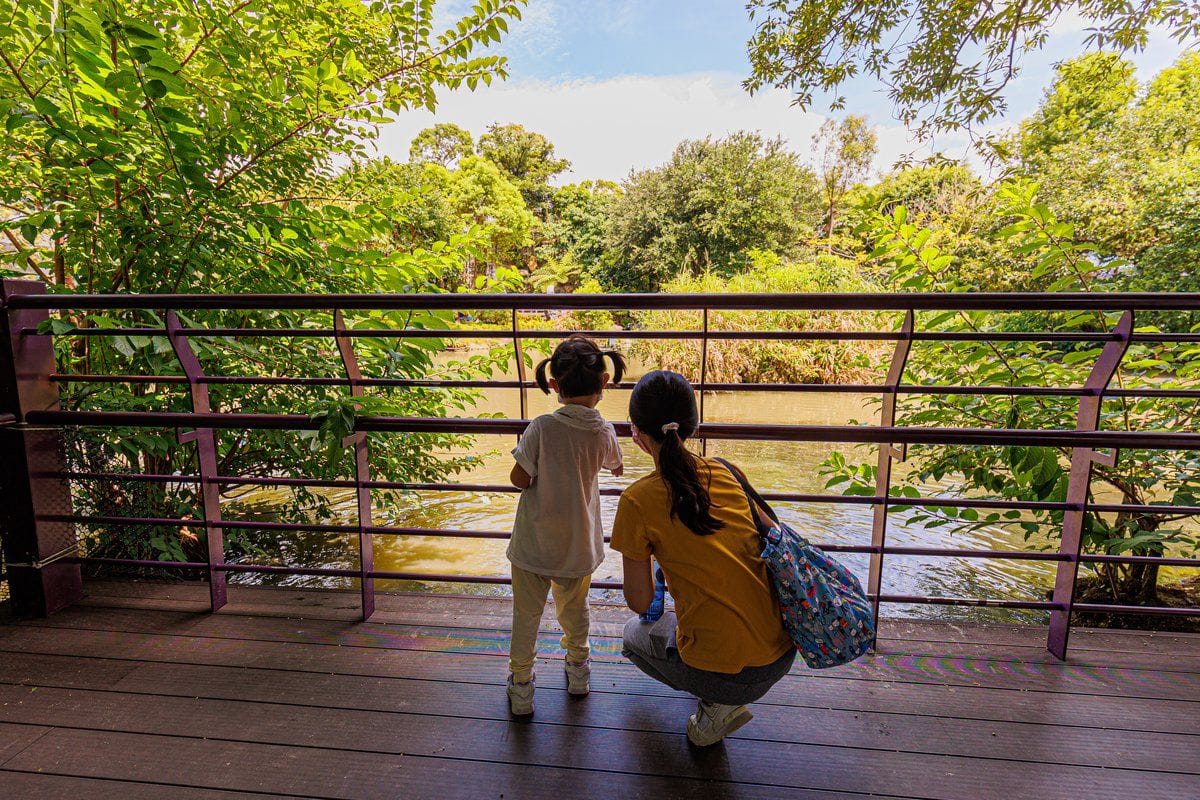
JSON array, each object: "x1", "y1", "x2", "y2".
[
  {"x1": 0, "y1": 279, "x2": 83, "y2": 617},
  {"x1": 166, "y1": 311, "x2": 226, "y2": 612},
  {"x1": 867, "y1": 309, "x2": 914, "y2": 633},
  {"x1": 334, "y1": 310, "x2": 375, "y2": 621},
  {"x1": 699, "y1": 307, "x2": 709, "y2": 456},
  {"x1": 511, "y1": 309, "x2": 528, "y2": 422},
  {"x1": 1046, "y1": 311, "x2": 1132, "y2": 660}
]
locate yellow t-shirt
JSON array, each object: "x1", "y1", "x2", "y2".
[{"x1": 610, "y1": 457, "x2": 792, "y2": 674}]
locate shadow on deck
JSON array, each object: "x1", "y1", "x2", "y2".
[{"x1": 0, "y1": 579, "x2": 1198, "y2": 799}]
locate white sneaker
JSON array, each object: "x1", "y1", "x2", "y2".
[
  {"x1": 686, "y1": 700, "x2": 753, "y2": 746},
  {"x1": 564, "y1": 659, "x2": 590, "y2": 696},
  {"x1": 507, "y1": 674, "x2": 535, "y2": 716}
]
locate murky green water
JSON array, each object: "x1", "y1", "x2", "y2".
[{"x1": 229, "y1": 353, "x2": 1068, "y2": 623}]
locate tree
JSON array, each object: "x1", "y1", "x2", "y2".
[
  {"x1": 602, "y1": 132, "x2": 821, "y2": 292},
  {"x1": 825, "y1": 182, "x2": 1200, "y2": 606},
  {"x1": 743, "y1": 0, "x2": 1200, "y2": 137},
  {"x1": 409, "y1": 123, "x2": 475, "y2": 167},
  {"x1": 539, "y1": 180, "x2": 620, "y2": 276},
  {"x1": 1008, "y1": 53, "x2": 1200, "y2": 293},
  {"x1": 0, "y1": 0, "x2": 522, "y2": 565},
  {"x1": 444, "y1": 156, "x2": 535, "y2": 279},
  {"x1": 476, "y1": 123, "x2": 570, "y2": 215},
  {"x1": 813, "y1": 115, "x2": 877, "y2": 239},
  {"x1": 0, "y1": 0, "x2": 521, "y2": 293}
]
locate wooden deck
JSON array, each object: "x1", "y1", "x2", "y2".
[{"x1": 0, "y1": 580, "x2": 1197, "y2": 799}]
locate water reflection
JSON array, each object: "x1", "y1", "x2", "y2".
[{"x1": 230, "y1": 361, "x2": 1058, "y2": 623}]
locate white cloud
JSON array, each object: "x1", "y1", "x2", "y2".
[{"x1": 374, "y1": 72, "x2": 947, "y2": 183}]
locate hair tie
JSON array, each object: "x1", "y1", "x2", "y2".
[{"x1": 661, "y1": 422, "x2": 680, "y2": 434}]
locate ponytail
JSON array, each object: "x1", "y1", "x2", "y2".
[
  {"x1": 629, "y1": 370, "x2": 724, "y2": 536},
  {"x1": 658, "y1": 427, "x2": 723, "y2": 536}
]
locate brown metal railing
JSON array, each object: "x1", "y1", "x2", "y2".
[{"x1": 2, "y1": 281, "x2": 1199, "y2": 658}]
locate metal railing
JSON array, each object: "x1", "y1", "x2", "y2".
[{"x1": 2, "y1": 281, "x2": 1199, "y2": 659}]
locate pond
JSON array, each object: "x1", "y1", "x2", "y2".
[{"x1": 230, "y1": 354, "x2": 1063, "y2": 624}]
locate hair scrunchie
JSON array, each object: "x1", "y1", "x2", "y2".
[{"x1": 661, "y1": 422, "x2": 680, "y2": 434}]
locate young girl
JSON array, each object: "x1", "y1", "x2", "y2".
[
  {"x1": 611, "y1": 370, "x2": 794, "y2": 746},
  {"x1": 506, "y1": 335, "x2": 626, "y2": 716}
]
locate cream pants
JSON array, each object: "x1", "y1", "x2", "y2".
[{"x1": 509, "y1": 565, "x2": 591, "y2": 682}]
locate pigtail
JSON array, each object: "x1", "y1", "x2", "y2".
[
  {"x1": 534, "y1": 357, "x2": 553, "y2": 395},
  {"x1": 602, "y1": 349, "x2": 627, "y2": 385}
]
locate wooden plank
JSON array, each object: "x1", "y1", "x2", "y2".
[
  {"x1": 112, "y1": 654, "x2": 1200, "y2": 737},
  {"x1": 2, "y1": 727, "x2": 910, "y2": 800},
  {"x1": 0, "y1": 722, "x2": 50, "y2": 767},
  {"x1": 6, "y1": 623, "x2": 1200, "y2": 740},
  {"x1": 37, "y1": 602, "x2": 1200, "y2": 673},
  {"x1": 0, "y1": 772, "x2": 289, "y2": 799},
  {"x1": 7, "y1": 616, "x2": 1199, "y2": 703},
  {"x1": 1, "y1": 672, "x2": 1195, "y2": 776}
]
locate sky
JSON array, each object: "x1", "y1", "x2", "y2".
[{"x1": 374, "y1": 0, "x2": 1193, "y2": 183}]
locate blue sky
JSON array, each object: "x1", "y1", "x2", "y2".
[{"x1": 378, "y1": 1, "x2": 1193, "y2": 181}]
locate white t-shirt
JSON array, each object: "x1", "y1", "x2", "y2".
[{"x1": 508, "y1": 404, "x2": 623, "y2": 578}]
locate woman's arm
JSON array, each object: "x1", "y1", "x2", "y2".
[
  {"x1": 510, "y1": 463, "x2": 533, "y2": 490},
  {"x1": 622, "y1": 555, "x2": 654, "y2": 614}
]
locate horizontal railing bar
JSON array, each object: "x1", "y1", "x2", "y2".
[
  {"x1": 46, "y1": 472, "x2": 1200, "y2": 517},
  {"x1": 1080, "y1": 554, "x2": 1200, "y2": 567},
  {"x1": 1071, "y1": 603, "x2": 1200, "y2": 617},
  {"x1": 27, "y1": 326, "x2": 1125, "y2": 343},
  {"x1": 10, "y1": 290, "x2": 1200, "y2": 311},
  {"x1": 45, "y1": 372, "x2": 1200, "y2": 401},
  {"x1": 65, "y1": 555, "x2": 1066, "y2": 606},
  {"x1": 41, "y1": 515, "x2": 1089, "y2": 561},
  {"x1": 68, "y1": 554, "x2": 1190, "y2": 618},
  {"x1": 26, "y1": 410, "x2": 1200, "y2": 450}
]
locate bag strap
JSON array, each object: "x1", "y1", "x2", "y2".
[{"x1": 713, "y1": 457, "x2": 779, "y2": 534}]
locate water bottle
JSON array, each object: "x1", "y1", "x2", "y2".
[{"x1": 640, "y1": 566, "x2": 668, "y2": 623}]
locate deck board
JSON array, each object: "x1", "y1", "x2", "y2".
[{"x1": 1, "y1": 581, "x2": 1197, "y2": 799}]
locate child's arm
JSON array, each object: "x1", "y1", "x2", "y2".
[
  {"x1": 603, "y1": 423, "x2": 624, "y2": 476},
  {"x1": 510, "y1": 419, "x2": 540, "y2": 489},
  {"x1": 510, "y1": 462, "x2": 533, "y2": 490}
]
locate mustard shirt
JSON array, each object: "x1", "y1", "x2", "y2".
[{"x1": 611, "y1": 457, "x2": 792, "y2": 673}]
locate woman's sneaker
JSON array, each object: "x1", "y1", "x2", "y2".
[
  {"x1": 564, "y1": 659, "x2": 591, "y2": 696},
  {"x1": 686, "y1": 700, "x2": 753, "y2": 746},
  {"x1": 507, "y1": 674, "x2": 535, "y2": 716}
]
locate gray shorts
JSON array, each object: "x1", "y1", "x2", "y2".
[{"x1": 621, "y1": 613, "x2": 796, "y2": 706}]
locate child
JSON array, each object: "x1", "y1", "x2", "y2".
[{"x1": 506, "y1": 335, "x2": 626, "y2": 716}]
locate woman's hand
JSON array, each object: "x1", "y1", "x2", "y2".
[{"x1": 621, "y1": 555, "x2": 654, "y2": 615}]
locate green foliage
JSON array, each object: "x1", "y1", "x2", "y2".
[
  {"x1": 539, "y1": 180, "x2": 620, "y2": 277},
  {"x1": 824, "y1": 182, "x2": 1200, "y2": 604},
  {"x1": 1, "y1": 0, "x2": 524, "y2": 564},
  {"x1": 0, "y1": 0, "x2": 523, "y2": 292},
  {"x1": 631, "y1": 252, "x2": 886, "y2": 384},
  {"x1": 744, "y1": 0, "x2": 1200, "y2": 137},
  {"x1": 1008, "y1": 52, "x2": 1200, "y2": 294},
  {"x1": 476, "y1": 122, "x2": 570, "y2": 215},
  {"x1": 601, "y1": 132, "x2": 821, "y2": 292},
  {"x1": 443, "y1": 155, "x2": 535, "y2": 281}
]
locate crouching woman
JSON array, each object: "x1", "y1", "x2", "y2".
[{"x1": 611, "y1": 370, "x2": 795, "y2": 747}]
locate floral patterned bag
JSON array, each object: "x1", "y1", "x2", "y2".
[{"x1": 716, "y1": 459, "x2": 876, "y2": 668}]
